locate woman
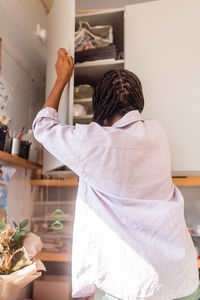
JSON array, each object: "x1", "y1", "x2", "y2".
[{"x1": 33, "y1": 49, "x2": 199, "y2": 300}]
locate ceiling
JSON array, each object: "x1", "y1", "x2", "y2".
[{"x1": 40, "y1": 0, "x2": 155, "y2": 13}]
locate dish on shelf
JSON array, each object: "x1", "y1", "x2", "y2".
[
  {"x1": 75, "y1": 44, "x2": 121, "y2": 64},
  {"x1": 74, "y1": 84, "x2": 93, "y2": 99},
  {"x1": 73, "y1": 104, "x2": 87, "y2": 117}
]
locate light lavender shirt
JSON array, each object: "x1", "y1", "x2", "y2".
[{"x1": 33, "y1": 107, "x2": 199, "y2": 300}]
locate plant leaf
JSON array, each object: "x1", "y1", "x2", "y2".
[
  {"x1": 13, "y1": 230, "x2": 20, "y2": 241},
  {"x1": 20, "y1": 230, "x2": 30, "y2": 236},
  {"x1": 19, "y1": 219, "x2": 29, "y2": 229},
  {"x1": 13, "y1": 230, "x2": 29, "y2": 242},
  {"x1": 0, "y1": 218, "x2": 6, "y2": 233},
  {"x1": 13, "y1": 221, "x2": 18, "y2": 229}
]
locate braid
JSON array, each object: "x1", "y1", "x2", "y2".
[{"x1": 92, "y1": 69, "x2": 144, "y2": 126}]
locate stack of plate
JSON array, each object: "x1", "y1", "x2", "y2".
[{"x1": 75, "y1": 44, "x2": 121, "y2": 63}]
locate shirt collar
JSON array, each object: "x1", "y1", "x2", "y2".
[{"x1": 112, "y1": 110, "x2": 143, "y2": 128}]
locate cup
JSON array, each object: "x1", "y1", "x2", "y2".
[
  {"x1": 0, "y1": 124, "x2": 8, "y2": 151},
  {"x1": 4, "y1": 133, "x2": 12, "y2": 153},
  {"x1": 11, "y1": 138, "x2": 20, "y2": 156},
  {"x1": 19, "y1": 140, "x2": 31, "y2": 160}
]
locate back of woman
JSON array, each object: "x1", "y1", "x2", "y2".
[
  {"x1": 80, "y1": 112, "x2": 172, "y2": 200},
  {"x1": 71, "y1": 111, "x2": 198, "y2": 300},
  {"x1": 33, "y1": 49, "x2": 199, "y2": 300}
]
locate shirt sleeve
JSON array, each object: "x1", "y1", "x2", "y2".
[{"x1": 32, "y1": 107, "x2": 86, "y2": 175}]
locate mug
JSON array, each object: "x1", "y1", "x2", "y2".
[{"x1": 11, "y1": 138, "x2": 20, "y2": 156}]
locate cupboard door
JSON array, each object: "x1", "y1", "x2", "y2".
[
  {"x1": 43, "y1": 0, "x2": 75, "y2": 173},
  {"x1": 125, "y1": 0, "x2": 200, "y2": 175}
]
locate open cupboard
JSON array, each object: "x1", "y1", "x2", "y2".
[{"x1": 44, "y1": 0, "x2": 200, "y2": 176}]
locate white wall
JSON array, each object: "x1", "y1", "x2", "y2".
[
  {"x1": 0, "y1": 0, "x2": 47, "y2": 130},
  {"x1": 0, "y1": 1, "x2": 47, "y2": 299}
]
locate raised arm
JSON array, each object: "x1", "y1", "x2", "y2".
[
  {"x1": 32, "y1": 49, "x2": 86, "y2": 175},
  {"x1": 43, "y1": 48, "x2": 74, "y2": 110}
]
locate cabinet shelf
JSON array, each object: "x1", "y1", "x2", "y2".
[
  {"x1": 75, "y1": 59, "x2": 124, "y2": 69},
  {"x1": 36, "y1": 252, "x2": 71, "y2": 262},
  {"x1": 73, "y1": 114, "x2": 93, "y2": 120},
  {"x1": 76, "y1": 7, "x2": 124, "y2": 18},
  {"x1": 0, "y1": 150, "x2": 42, "y2": 170},
  {"x1": 74, "y1": 59, "x2": 124, "y2": 86},
  {"x1": 74, "y1": 98, "x2": 92, "y2": 104},
  {"x1": 30, "y1": 178, "x2": 78, "y2": 187},
  {"x1": 75, "y1": 8, "x2": 124, "y2": 60}
]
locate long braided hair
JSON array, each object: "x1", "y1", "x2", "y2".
[{"x1": 92, "y1": 69, "x2": 144, "y2": 126}]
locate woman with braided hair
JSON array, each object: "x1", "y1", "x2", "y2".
[
  {"x1": 33, "y1": 49, "x2": 199, "y2": 300},
  {"x1": 92, "y1": 69, "x2": 144, "y2": 126}
]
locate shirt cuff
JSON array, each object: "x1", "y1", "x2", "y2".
[{"x1": 32, "y1": 107, "x2": 59, "y2": 129}]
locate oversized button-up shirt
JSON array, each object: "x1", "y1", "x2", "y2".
[{"x1": 33, "y1": 107, "x2": 199, "y2": 300}]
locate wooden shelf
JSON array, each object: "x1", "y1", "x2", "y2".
[
  {"x1": 30, "y1": 177, "x2": 200, "y2": 187},
  {"x1": 36, "y1": 252, "x2": 71, "y2": 262},
  {"x1": 172, "y1": 177, "x2": 200, "y2": 186},
  {"x1": 36, "y1": 253, "x2": 200, "y2": 267},
  {"x1": 30, "y1": 178, "x2": 78, "y2": 187},
  {"x1": 0, "y1": 150, "x2": 42, "y2": 170},
  {"x1": 29, "y1": 177, "x2": 200, "y2": 187}
]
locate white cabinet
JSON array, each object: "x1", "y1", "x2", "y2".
[
  {"x1": 44, "y1": 0, "x2": 200, "y2": 175},
  {"x1": 125, "y1": 0, "x2": 200, "y2": 175},
  {"x1": 43, "y1": 0, "x2": 74, "y2": 173}
]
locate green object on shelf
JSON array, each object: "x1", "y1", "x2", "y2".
[
  {"x1": 52, "y1": 208, "x2": 64, "y2": 219},
  {"x1": 51, "y1": 220, "x2": 63, "y2": 231}
]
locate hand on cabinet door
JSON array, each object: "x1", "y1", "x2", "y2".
[
  {"x1": 43, "y1": 48, "x2": 74, "y2": 111},
  {"x1": 55, "y1": 48, "x2": 74, "y2": 86}
]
